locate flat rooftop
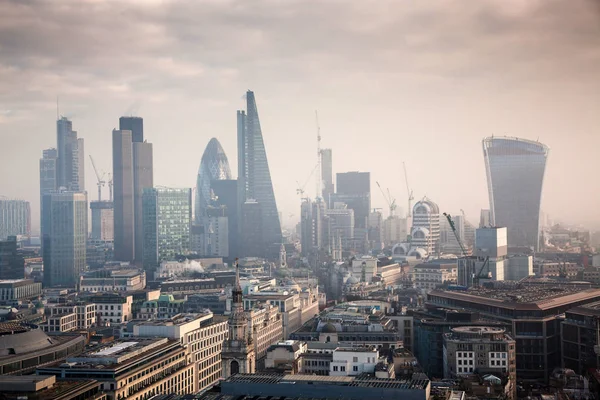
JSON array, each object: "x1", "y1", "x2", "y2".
[
  {"x1": 429, "y1": 287, "x2": 600, "y2": 310},
  {"x1": 566, "y1": 300, "x2": 600, "y2": 317}
]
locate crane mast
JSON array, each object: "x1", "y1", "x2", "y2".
[
  {"x1": 403, "y1": 162, "x2": 414, "y2": 218},
  {"x1": 89, "y1": 155, "x2": 106, "y2": 201}
]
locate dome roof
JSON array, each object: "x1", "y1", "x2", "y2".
[
  {"x1": 413, "y1": 198, "x2": 440, "y2": 215},
  {"x1": 346, "y1": 276, "x2": 359, "y2": 285},
  {"x1": 321, "y1": 323, "x2": 337, "y2": 333}
]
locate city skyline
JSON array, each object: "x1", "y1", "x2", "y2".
[{"x1": 1, "y1": 0, "x2": 599, "y2": 232}]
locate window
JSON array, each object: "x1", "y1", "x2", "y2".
[
  {"x1": 353, "y1": 366, "x2": 358, "y2": 372},
  {"x1": 333, "y1": 366, "x2": 338, "y2": 371},
  {"x1": 353, "y1": 357, "x2": 358, "y2": 362},
  {"x1": 458, "y1": 367, "x2": 463, "y2": 373},
  {"x1": 458, "y1": 360, "x2": 462, "y2": 365},
  {"x1": 340, "y1": 366, "x2": 346, "y2": 372}
]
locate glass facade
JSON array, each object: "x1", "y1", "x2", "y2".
[
  {"x1": 195, "y1": 138, "x2": 232, "y2": 222},
  {"x1": 482, "y1": 137, "x2": 549, "y2": 250},
  {"x1": 142, "y1": 188, "x2": 192, "y2": 270},
  {"x1": 237, "y1": 91, "x2": 282, "y2": 253},
  {"x1": 0, "y1": 200, "x2": 31, "y2": 239}
]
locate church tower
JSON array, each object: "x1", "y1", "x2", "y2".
[{"x1": 222, "y1": 260, "x2": 255, "y2": 378}]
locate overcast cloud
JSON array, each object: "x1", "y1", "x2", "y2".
[{"x1": 1, "y1": 0, "x2": 599, "y2": 232}]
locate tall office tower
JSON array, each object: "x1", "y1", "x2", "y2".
[
  {"x1": 77, "y1": 138, "x2": 85, "y2": 193},
  {"x1": 321, "y1": 148, "x2": 334, "y2": 202},
  {"x1": 195, "y1": 138, "x2": 232, "y2": 222},
  {"x1": 368, "y1": 210, "x2": 384, "y2": 251},
  {"x1": 90, "y1": 201, "x2": 114, "y2": 241},
  {"x1": 142, "y1": 187, "x2": 192, "y2": 271},
  {"x1": 237, "y1": 91, "x2": 282, "y2": 255},
  {"x1": 112, "y1": 129, "x2": 135, "y2": 261},
  {"x1": 40, "y1": 148, "x2": 58, "y2": 239},
  {"x1": 482, "y1": 137, "x2": 549, "y2": 251},
  {"x1": 334, "y1": 172, "x2": 370, "y2": 229},
  {"x1": 41, "y1": 192, "x2": 87, "y2": 288},
  {"x1": 410, "y1": 198, "x2": 440, "y2": 255},
  {"x1": 300, "y1": 199, "x2": 323, "y2": 256},
  {"x1": 118, "y1": 116, "x2": 154, "y2": 262},
  {"x1": 211, "y1": 179, "x2": 239, "y2": 259},
  {"x1": 323, "y1": 203, "x2": 354, "y2": 252},
  {"x1": 0, "y1": 199, "x2": 31, "y2": 240},
  {"x1": 56, "y1": 117, "x2": 83, "y2": 191},
  {"x1": 119, "y1": 116, "x2": 144, "y2": 143},
  {"x1": 0, "y1": 237, "x2": 25, "y2": 279},
  {"x1": 241, "y1": 200, "x2": 263, "y2": 257},
  {"x1": 479, "y1": 209, "x2": 492, "y2": 228},
  {"x1": 383, "y1": 216, "x2": 408, "y2": 246}
]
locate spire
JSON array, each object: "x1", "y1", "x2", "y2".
[
  {"x1": 235, "y1": 258, "x2": 241, "y2": 289},
  {"x1": 232, "y1": 258, "x2": 243, "y2": 304}
]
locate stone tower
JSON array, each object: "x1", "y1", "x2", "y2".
[{"x1": 222, "y1": 260, "x2": 255, "y2": 378}]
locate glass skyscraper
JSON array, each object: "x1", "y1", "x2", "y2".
[
  {"x1": 237, "y1": 91, "x2": 282, "y2": 255},
  {"x1": 482, "y1": 136, "x2": 549, "y2": 251},
  {"x1": 0, "y1": 199, "x2": 31, "y2": 240},
  {"x1": 142, "y1": 187, "x2": 192, "y2": 271},
  {"x1": 41, "y1": 192, "x2": 88, "y2": 287},
  {"x1": 195, "y1": 138, "x2": 232, "y2": 222}
]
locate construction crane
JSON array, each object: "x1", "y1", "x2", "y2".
[
  {"x1": 376, "y1": 181, "x2": 397, "y2": 217},
  {"x1": 89, "y1": 155, "x2": 106, "y2": 201},
  {"x1": 296, "y1": 163, "x2": 320, "y2": 198},
  {"x1": 473, "y1": 256, "x2": 492, "y2": 287},
  {"x1": 107, "y1": 173, "x2": 113, "y2": 201},
  {"x1": 443, "y1": 213, "x2": 468, "y2": 257},
  {"x1": 403, "y1": 162, "x2": 414, "y2": 218}
]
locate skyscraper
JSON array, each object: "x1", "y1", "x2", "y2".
[
  {"x1": 132, "y1": 140, "x2": 153, "y2": 262},
  {"x1": 0, "y1": 199, "x2": 31, "y2": 240},
  {"x1": 112, "y1": 129, "x2": 135, "y2": 261},
  {"x1": 334, "y1": 171, "x2": 371, "y2": 229},
  {"x1": 237, "y1": 91, "x2": 282, "y2": 254},
  {"x1": 119, "y1": 116, "x2": 144, "y2": 143},
  {"x1": 41, "y1": 192, "x2": 87, "y2": 287},
  {"x1": 0, "y1": 236, "x2": 25, "y2": 280},
  {"x1": 321, "y1": 148, "x2": 334, "y2": 202},
  {"x1": 56, "y1": 117, "x2": 84, "y2": 191},
  {"x1": 91, "y1": 201, "x2": 114, "y2": 241},
  {"x1": 195, "y1": 138, "x2": 232, "y2": 222},
  {"x1": 411, "y1": 197, "x2": 441, "y2": 255},
  {"x1": 142, "y1": 187, "x2": 192, "y2": 271},
  {"x1": 482, "y1": 137, "x2": 549, "y2": 251}
]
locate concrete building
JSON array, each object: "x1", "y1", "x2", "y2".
[
  {"x1": 218, "y1": 373, "x2": 430, "y2": 400},
  {"x1": 130, "y1": 312, "x2": 228, "y2": 393},
  {"x1": 90, "y1": 201, "x2": 114, "y2": 241},
  {"x1": 41, "y1": 192, "x2": 87, "y2": 288},
  {"x1": 505, "y1": 255, "x2": 533, "y2": 281},
  {"x1": 138, "y1": 294, "x2": 185, "y2": 319},
  {"x1": 324, "y1": 203, "x2": 354, "y2": 252},
  {"x1": 40, "y1": 148, "x2": 58, "y2": 240},
  {"x1": 198, "y1": 206, "x2": 229, "y2": 258},
  {"x1": 383, "y1": 215, "x2": 408, "y2": 247},
  {"x1": 482, "y1": 137, "x2": 549, "y2": 251},
  {"x1": 0, "y1": 321, "x2": 85, "y2": 375},
  {"x1": 330, "y1": 346, "x2": 379, "y2": 376},
  {"x1": 475, "y1": 227, "x2": 507, "y2": 281},
  {"x1": 112, "y1": 129, "x2": 135, "y2": 262},
  {"x1": 265, "y1": 340, "x2": 307, "y2": 373},
  {"x1": 443, "y1": 326, "x2": 516, "y2": 398},
  {"x1": 37, "y1": 337, "x2": 194, "y2": 400},
  {"x1": 411, "y1": 198, "x2": 440, "y2": 255},
  {"x1": 0, "y1": 199, "x2": 31, "y2": 240},
  {"x1": 368, "y1": 210, "x2": 384, "y2": 250},
  {"x1": 412, "y1": 262, "x2": 457, "y2": 291},
  {"x1": 428, "y1": 286, "x2": 600, "y2": 381},
  {"x1": 0, "y1": 375, "x2": 105, "y2": 400},
  {"x1": 561, "y1": 301, "x2": 600, "y2": 374},
  {"x1": 142, "y1": 187, "x2": 192, "y2": 271},
  {"x1": 248, "y1": 303, "x2": 284, "y2": 360},
  {"x1": 79, "y1": 268, "x2": 146, "y2": 293},
  {"x1": 45, "y1": 303, "x2": 97, "y2": 330},
  {"x1": 84, "y1": 292, "x2": 133, "y2": 324},
  {"x1": 0, "y1": 237, "x2": 25, "y2": 279},
  {"x1": 0, "y1": 279, "x2": 42, "y2": 302}
]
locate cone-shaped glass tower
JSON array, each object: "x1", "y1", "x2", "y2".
[{"x1": 195, "y1": 138, "x2": 232, "y2": 222}]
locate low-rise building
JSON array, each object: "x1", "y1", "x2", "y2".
[
  {"x1": 45, "y1": 303, "x2": 97, "y2": 330},
  {"x1": 330, "y1": 346, "x2": 378, "y2": 376},
  {"x1": 248, "y1": 303, "x2": 284, "y2": 360},
  {"x1": 138, "y1": 294, "x2": 186, "y2": 319},
  {"x1": 412, "y1": 262, "x2": 457, "y2": 291},
  {"x1": 0, "y1": 375, "x2": 106, "y2": 400},
  {"x1": 83, "y1": 292, "x2": 133, "y2": 324},
  {"x1": 561, "y1": 300, "x2": 600, "y2": 374},
  {"x1": 43, "y1": 312, "x2": 78, "y2": 333},
  {"x1": 79, "y1": 268, "x2": 146, "y2": 293},
  {"x1": 37, "y1": 338, "x2": 194, "y2": 400},
  {"x1": 265, "y1": 340, "x2": 307, "y2": 374},
  {"x1": 0, "y1": 279, "x2": 42, "y2": 303}
]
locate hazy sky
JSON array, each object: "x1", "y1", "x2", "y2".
[{"x1": 1, "y1": 0, "x2": 599, "y2": 233}]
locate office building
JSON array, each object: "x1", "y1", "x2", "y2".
[
  {"x1": 112, "y1": 129, "x2": 135, "y2": 261},
  {"x1": 237, "y1": 91, "x2": 282, "y2": 254},
  {"x1": 475, "y1": 227, "x2": 508, "y2": 281},
  {"x1": 0, "y1": 199, "x2": 30, "y2": 240},
  {"x1": 222, "y1": 264, "x2": 256, "y2": 379},
  {"x1": 40, "y1": 148, "x2": 58, "y2": 238},
  {"x1": 383, "y1": 215, "x2": 408, "y2": 246},
  {"x1": 300, "y1": 199, "x2": 324, "y2": 256},
  {"x1": 561, "y1": 301, "x2": 600, "y2": 374},
  {"x1": 198, "y1": 206, "x2": 229, "y2": 258},
  {"x1": 37, "y1": 338, "x2": 194, "y2": 399},
  {"x1": 480, "y1": 209, "x2": 492, "y2": 228},
  {"x1": 90, "y1": 201, "x2": 114, "y2": 241},
  {"x1": 428, "y1": 286, "x2": 600, "y2": 381},
  {"x1": 323, "y1": 203, "x2": 354, "y2": 252},
  {"x1": 142, "y1": 187, "x2": 192, "y2": 271},
  {"x1": 56, "y1": 117, "x2": 84, "y2": 191},
  {"x1": 368, "y1": 210, "x2": 384, "y2": 250},
  {"x1": 211, "y1": 179, "x2": 239, "y2": 258},
  {"x1": 41, "y1": 192, "x2": 87, "y2": 288},
  {"x1": 119, "y1": 116, "x2": 144, "y2": 143},
  {"x1": 0, "y1": 376, "x2": 105, "y2": 400},
  {"x1": 132, "y1": 136, "x2": 153, "y2": 262},
  {"x1": 0, "y1": 279, "x2": 42, "y2": 302},
  {"x1": 333, "y1": 172, "x2": 370, "y2": 229},
  {"x1": 79, "y1": 268, "x2": 146, "y2": 293},
  {"x1": 412, "y1": 262, "x2": 457, "y2": 291},
  {"x1": 195, "y1": 138, "x2": 232, "y2": 221},
  {"x1": 321, "y1": 148, "x2": 334, "y2": 201},
  {"x1": 241, "y1": 200, "x2": 263, "y2": 257},
  {"x1": 0, "y1": 237, "x2": 25, "y2": 279},
  {"x1": 411, "y1": 198, "x2": 440, "y2": 255},
  {"x1": 482, "y1": 137, "x2": 549, "y2": 251}
]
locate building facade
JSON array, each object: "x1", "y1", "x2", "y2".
[
  {"x1": 237, "y1": 91, "x2": 282, "y2": 255},
  {"x1": 142, "y1": 187, "x2": 192, "y2": 271},
  {"x1": 42, "y1": 192, "x2": 87, "y2": 288},
  {"x1": 0, "y1": 237, "x2": 25, "y2": 279},
  {"x1": 195, "y1": 138, "x2": 232, "y2": 222},
  {"x1": 0, "y1": 200, "x2": 31, "y2": 240},
  {"x1": 321, "y1": 148, "x2": 334, "y2": 202},
  {"x1": 411, "y1": 198, "x2": 440, "y2": 255},
  {"x1": 90, "y1": 201, "x2": 114, "y2": 241},
  {"x1": 333, "y1": 172, "x2": 370, "y2": 229},
  {"x1": 56, "y1": 117, "x2": 84, "y2": 192},
  {"x1": 112, "y1": 129, "x2": 135, "y2": 262},
  {"x1": 482, "y1": 137, "x2": 549, "y2": 251}
]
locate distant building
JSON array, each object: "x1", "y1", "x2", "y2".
[
  {"x1": 411, "y1": 198, "x2": 440, "y2": 255},
  {"x1": 333, "y1": 172, "x2": 370, "y2": 229},
  {"x1": 112, "y1": 129, "x2": 135, "y2": 262},
  {"x1": 198, "y1": 205, "x2": 229, "y2": 258},
  {"x1": 0, "y1": 237, "x2": 25, "y2": 279},
  {"x1": 0, "y1": 200, "x2": 30, "y2": 240},
  {"x1": 479, "y1": 209, "x2": 492, "y2": 228},
  {"x1": 321, "y1": 149, "x2": 334, "y2": 202},
  {"x1": 368, "y1": 210, "x2": 384, "y2": 251},
  {"x1": 324, "y1": 203, "x2": 354, "y2": 252},
  {"x1": 195, "y1": 138, "x2": 232, "y2": 222},
  {"x1": 211, "y1": 179, "x2": 239, "y2": 260},
  {"x1": 241, "y1": 200, "x2": 263, "y2": 258},
  {"x1": 330, "y1": 346, "x2": 379, "y2": 376},
  {"x1": 412, "y1": 262, "x2": 457, "y2": 291},
  {"x1": 482, "y1": 137, "x2": 549, "y2": 251},
  {"x1": 474, "y1": 227, "x2": 508, "y2": 281},
  {"x1": 39, "y1": 148, "x2": 58, "y2": 238},
  {"x1": 56, "y1": 117, "x2": 84, "y2": 192},
  {"x1": 41, "y1": 192, "x2": 87, "y2": 288},
  {"x1": 237, "y1": 91, "x2": 282, "y2": 255},
  {"x1": 383, "y1": 215, "x2": 407, "y2": 247},
  {"x1": 79, "y1": 268, "x2": 146, "y2": 293},
  {"x1": 90, "y1": 201, "x2": 114, "y2": 241},
  {"x1": 142, "y1": 187, "x2": 192, "y2": 271},
  {"x1": 300, "y1": 199, "x2": 324, "y2": 256},
  {"x1": 0, "y1": 375, "x2": 104, "y2": 400},
  {"x1": 0, "y1": 279, "x2": 42, "y2": 302}
]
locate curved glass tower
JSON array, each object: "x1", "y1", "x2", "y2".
[
  {"x1": 195, "y1": 138, "x2": 232, "y2": 222},
  {"x1": 482, "y1": 137, "x2": 549, "y2": 251}
]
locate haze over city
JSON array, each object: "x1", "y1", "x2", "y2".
[{"x1": 1, "y1": 0, "x2": 600, "y2": 232}]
